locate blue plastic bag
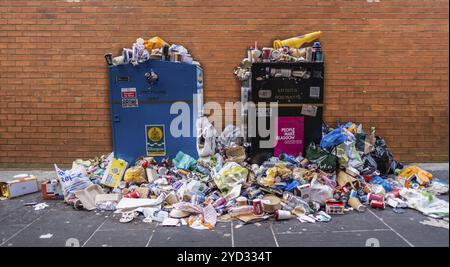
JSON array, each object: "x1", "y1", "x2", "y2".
[
  {"x1": 370, "y1": 175, "x2": 393, "y2": 193},
  {"x1": 320, "y1": 126, "x2": 347, "y2": 150}
]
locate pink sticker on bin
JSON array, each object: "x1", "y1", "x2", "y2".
[{"x1": 274, "y1": 117, "x2": 304, "y2": 157}]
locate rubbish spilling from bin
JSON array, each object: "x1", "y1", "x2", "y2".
[
  {"x1": 4, "y1": 34, "x2": 447, "y2": 231},
  {"x1": 43, "y1": 118, "x2": 448, "y2": 230}
]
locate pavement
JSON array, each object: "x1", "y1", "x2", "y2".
[{"x1": 0, "y1": 165, "x2": 448, "y2": 247}]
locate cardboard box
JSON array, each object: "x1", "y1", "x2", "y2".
[
  {"x1": 42, "y1": 179, "x2": 64, "y2": 200},
  {"x1": 101, "y1": 158, "x2": 128, "y2": 188},
  {"x1": 1, "y1": 174, "x2": 39, "y2": 199}
]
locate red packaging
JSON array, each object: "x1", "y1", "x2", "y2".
[
  {"x1": 370, "y1": 200, "x2": 385, "y2": 209},
  {"x1": 213, "y1": 197, "x2": 227, "y2": 208},
  {"x1": 368, "y1": 193, "x2": 384, "y2": 203},
  {"x1": 252, "y1": 199, "x2": 263, "y2": 215},
  {"x1": 363, "y1": 175, "x2": 373, "y2": 183},
  {"x1": 124, "y1": 191, "x2": 140, "y2": 199},
  {"x1": 391, "y1": 189, "x2": 401, "y2": 198},
  {"x1": 262, "y1": 48, "x2": 272, "y2": 62}
]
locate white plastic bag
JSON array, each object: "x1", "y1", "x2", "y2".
[
  {"x1": 400, "y1": 188, "x2": 449, "y2": 218},
  {"x1": 196, "y1": 117, "x2": 217, "y2": 158},
  {"x1": 54, "y1": 164, "x2": 93, "y2": 197},
  {"x1": 219, "y1": 125, "x2": 243, "y2": 148},
  {"x1": 310, "y1": 178, "x2": 334, "y2": 205}
]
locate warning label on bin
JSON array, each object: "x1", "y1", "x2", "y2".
[
  {"x1": 145, "y1": 125, "x2": 166, "y2": 157},
  {"x1": 121, "y1": 88, "x2": 137, "y2": 99}
]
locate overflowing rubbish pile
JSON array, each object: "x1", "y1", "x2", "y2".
[
  {"x1": 104, "y1": 36, "x2": 199, "y2": 67},
  {"x1": 2, "y1": 34, "x2": 448, "y2": 230},
  {"x1": 234, "y1": 31, "x2": 323, "y2": 81},
  {"x1": 39, "y1": 120, "x2": 448, "y2": 229}
]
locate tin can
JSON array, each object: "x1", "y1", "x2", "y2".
[
  {"x1": 191, "y1": 193, "x2": 205, "y2": 205},
  {"x1": 370, "y1": 200, "x2": 385, "y2": 209},
  {"x1": 252, "y1": 199, "x2": 263, "y2": 215},
  {"x1": 368, "y1": 193, "x2": 384, "y2": 203}
]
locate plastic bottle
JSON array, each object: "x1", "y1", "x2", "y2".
[
  {"x1": 273, "y1": 31, "x2": 322, "y2": 49},
  {"x1": 369, "y1": 127, "x2": 376, "y2": 146},
  {"x1": 311, "y1": 42, "x2": 323, "y2": 62}
]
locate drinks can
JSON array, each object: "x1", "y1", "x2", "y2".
[
  {"x1": 350, "y1": 189, "x2": 357, "y2": 199},
  {"x1": 191, "y1": 193, "x2": 205, "y2": 205},
  {"x1": 370, "y1": 200, "x2": 385, "y2": 209},
  {"x1": 252, "y1": 199, "x2": 263, "y2": 215},
  {"x1": 213, "y1": 197, "x2": 227, "y2": 208}
]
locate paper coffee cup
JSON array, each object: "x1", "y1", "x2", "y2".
[
  {"x1": 275, "y1": 210, "x2": 292, "y2": 220},
  {"x1": 348, "y1": 198, "x2": 366, "y2": 212},
  {"x1": 165, "y1": 191, "x2": 178, "y2": 205},
  {"x1": 236, "y1": 196, "x2": 248, "y2": 207}
]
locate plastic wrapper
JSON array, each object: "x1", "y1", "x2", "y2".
[
  {"x1": 400, "y1": 188, "x2": 449, "y2": 218},
  {"x1": 173, "y1": 151, "x2": 197, "y2": 170},
  {"x1": 213, "y1": 162, "x2": 248, "y2": 193},
  {"x1": 54, "y1": 164, "x2": 93, "y2": 197},
  {"x1": 310, "y1": 178, "x2": 334, "y2": 205},
  {"x1": 336, "y1": 141, "x2": 363, "y2": 169},
  {"x1": 123, "y1": 166, "x2": 147, "y2": 184}
]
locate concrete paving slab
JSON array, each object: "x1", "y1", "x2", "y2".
[
  {"x1": 272, "y1": 210, "x2": 389, "y2": 234},
  {"x1": 84, "y1": 229, "x2": 152, "y2": 247},
  {"x1": 98, "y1": 213, "x2": 158, "y2": 231},
  {"x1": 275, "y1": 229, "x2": 410, "y2": 247},
  {"x1": 370, "y1": 207, "x2": 449, "y2": 247},
  {"x1": 1, "y1": 209, "x2": 107, "y2": 247},
  {"x1": 149, "y1": 222, "x2": 232, "y2": 247},
  {"x1": 232, "y1": 221, "x2": 278, "y2": 247}
]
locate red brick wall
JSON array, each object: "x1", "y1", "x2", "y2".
[{"x1": 0, "y1": 0, "x2": 448, "y2": 167}]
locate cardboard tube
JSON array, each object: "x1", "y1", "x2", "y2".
[{"x1": 348, "y1": 198, "x2": 366, "y2": 212}]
